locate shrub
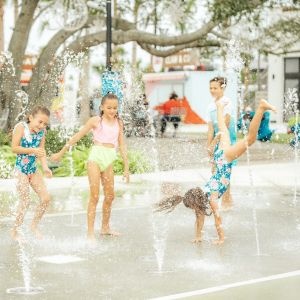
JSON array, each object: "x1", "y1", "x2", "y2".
[
  {"x1": 0, "y1": 145, "x2": 16, "y2": 178},
  {"x1": 113, "y1": 151, "x2": 154, "y2": 175},
  {"x1": 288, "y1": 116, "x2": 300, "y2": 129},
  {"x1": 52, "y1": 146, "x2": 153, "y2": 177},
  {"x1": 45, "y1": 127, "x2": 93, "y2": 155},
  {"x1": 52, "y1": 145, "x2": 89, "y2": 177},
  {"x1": 0, "y1": 130, "x2": 11, "y2": 146}
]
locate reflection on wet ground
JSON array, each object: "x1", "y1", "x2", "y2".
[{"x1": 1, "y1": 180, "x2": 300, "y2": 299}]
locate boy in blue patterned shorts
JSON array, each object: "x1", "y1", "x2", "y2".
[{"x1": 156, "y1": 99, "x2": 276, "y2": 245}]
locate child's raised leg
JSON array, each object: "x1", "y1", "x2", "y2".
[
  {"x1": 222, "y1": 185, "x2": 233, "y2": 210},
  {"x1": 210, "y1": 193, "x2": 224, "y2": 244},
  {"x1": 224, "y1": 99, "x2": 276, "y2": 162},
  {"x1": 30, "y1": 172, "x2": 51, "y2": 239},
  {"x1": 216, "y1": 101, "x2": 231, "y2": 150},
  {"x1": 87, "y1": 161, "x2": 101, "y2": 241},
  {"x1": 100, "y1": 165, "x2": 119, "y2": 236},
  {"x1": 11, "y1": 172, "x2": 30, "y2": 241}
]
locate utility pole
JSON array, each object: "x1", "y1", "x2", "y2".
[{"x1": 106, "y1": 0, "x2": 112, "y2": 71}]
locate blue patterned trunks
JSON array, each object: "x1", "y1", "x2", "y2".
[{"x1": 204, "y1": 146, "x2": 233, "y2": 201}]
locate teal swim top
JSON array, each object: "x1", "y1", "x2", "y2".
[{"x1": 14, "y1": 122, "x2": 45, "y2": 175}]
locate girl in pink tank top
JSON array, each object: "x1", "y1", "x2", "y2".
[
  {"x1": 51, "y1": 93, "x2": 129, "y2": 241},
  {"x1": 92, "y1": 117, "x2": 119, "y2": 148}
]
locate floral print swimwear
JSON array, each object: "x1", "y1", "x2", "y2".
[
  {"x1": 14, "y1": 122, "x2": 45, "y2": 175},
  {"x1": 204, "y1": 145, "x2": 232, "y2": 201}
]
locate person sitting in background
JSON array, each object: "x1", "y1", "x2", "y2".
[
  {"x1": 288, "y1": 121, "x2": 300, "y2": 148},
  {"x1": 160, "y1": 92, "x2": 184, "y2": 138},
  {"x1": 237, "y1": 106, "x2": 274, "y2": 142}
]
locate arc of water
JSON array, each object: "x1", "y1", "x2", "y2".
[
  {"x1": 120, "y1": 64, "x2": 168, "y2": 272},
  {"x1": 68, "y1": 146, "x2": 75, "y2": 225},
  {"x1": 224, "y1": 39, "x2": 260, "y2": 255},
  {"x1": 294, "y1": 110, "x2": 299, "y2": 204},
  {"x1": 15, "y1": 90, "x2": 29, "y2": 122},
  {"x1": 18, "y1": 240, "x2": 32, "y2": 292},
  {"x1": 283, "y1": 88, "x2": 299, "y2": 205}
]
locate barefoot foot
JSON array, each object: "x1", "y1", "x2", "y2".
[
  {"x1": 212, "y1": 239, "x2": 224, "y2": 245},
  {"x1": 100, "y1": 229, "x2": 121, "y2": 237},
  {"x1": 11, "y1": 229, "x2": 26, "y2": 243},
  {"x1": 11, "y1": 229, "x2": 19, "y2": 241},
  {"x1": 221, "y1": 204, "x2": 233, "y2": 211},
  {"x1": 259, "y1": 99, "x2": 277, "y2": 113},
  {"x1": 87, "y1": 233, "x2": 97, "y2": 242},
  {"x1": 191, "y1": 238, "x2": 202, "y2": 243},
  {"x1": 31, "y1": 227, "x2": 43, "y2": 240}
]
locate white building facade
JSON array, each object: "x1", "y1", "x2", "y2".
[
  {"x1": 143, "y1": 71, "x2": 238, "y2": 123},
  {"x1": 268, "y1": 46, "x2": 300, "y2": 123}
]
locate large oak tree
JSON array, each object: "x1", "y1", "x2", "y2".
[{"x1": 0, "y1": 0, "x2": 299, "y2": 129}]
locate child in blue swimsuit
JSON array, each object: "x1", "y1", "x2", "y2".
[
  {"x1": 156, "y1": 99, "x2": 277, "y2": 245},
  {"x1": 11, "y1": 106, "x2": 52, "y2": 241}
]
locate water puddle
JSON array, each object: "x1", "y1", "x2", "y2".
[{"x1": 36, "y1": 254, "x2": 85, "y2": 264}]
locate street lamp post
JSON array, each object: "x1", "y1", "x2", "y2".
[
  {"x1": 106, "y1": 0, "x2": 112, "y2": 71},
  {"x1": 94, "y1": 0, "x2": 123, "y2": 113}
]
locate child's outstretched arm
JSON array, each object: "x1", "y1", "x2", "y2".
[
  {"x1": 207, "y1": 122, "x2": 214, "y2": 152},
  {"x1": 118, "y1": 120, "x2": 129, "y2": 183},
  {"x1": 12, "y1": 123, "x2": 45, "y2": 157},
  {"x1": 50, "y1": 117, "x2": 97, "y2": 162},
  {"x1": 209, "y1": 195, "x2": 224, "y2": 245},
  {"x1": 207, "y1": 132, "x2": 221, "y2": 159},
  {"x1": 39, "y1": 135, "x2": 52, "y2": 178},
  {"x1": 192, "y1": 211, "x2": 205, "y2": 243}
]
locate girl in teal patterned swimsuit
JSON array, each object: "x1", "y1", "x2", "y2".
[
  {"x1": 156, "y1": 99, "x2": 276, "y2": 245},
  {"x1": 11, "y1": 106, "x2": 52, "y2": 241}
]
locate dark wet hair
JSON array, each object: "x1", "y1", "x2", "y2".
[
  {"x1": 210, "y1": 76, "x2": 227, "y2": 88},
  {"x1": 155, "y1": 187, "x2": 211, "y2": 216},
  {"x1": 170, "y1": 92, "x2": 178, "y2": 100},
  {"x1": 26, "y1": 106, "x2": 50, "y2": 123},
  {"x1": 100, "y1": 93, "x2": 119, "y2": 117}
]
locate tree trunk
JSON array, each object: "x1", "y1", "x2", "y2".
[
  {"x1": 113, "y1": 0, "x2": 117, "y2": 17},
  {"x1": 27, "y1": 15, "x2": 98, "y2": 111},
  {"x1": 0, "y1": 0, "x2": 4, "y2": 52},
  {"x1": 13, "y1": 0, "x2": 18, "y2": 24},
  {"x1": 131, "y1": 1, "x2": 139, "y2": 67},
  {"x1": 8, "y1": 0, "x2": 38, "y2": 82},
  {"x1": 27, "y1": 30, "x2": 80, "y2": 110},
  {"x1": 5, "y1": 0, "x2": 39, "y2": 130}
]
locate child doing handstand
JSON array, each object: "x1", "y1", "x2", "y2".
[{"x1": 156, "y1": 99, "x2": 276, "y2": 245}]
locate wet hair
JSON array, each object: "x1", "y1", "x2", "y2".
[
  {"x1": 170, "y1": 92, "x2": 178, "y2": 100},
  {"x1": 155, "y1": 187, "x2": 211, "y2": 216},
  {"x1": 100, "y1": 93, "x2": 119, "y2": 117},
  {"x1": 26, "y1": 106, "x2": 50, "y2": 123},
  {"x1": 210, "y1": 76, "x2": 227, "y2": 89}
]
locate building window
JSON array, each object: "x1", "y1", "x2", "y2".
[{"x1": 284, "y1": 57, "x2": 300, "y2": 119}]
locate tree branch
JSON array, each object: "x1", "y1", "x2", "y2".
[
  {"x1": 27, "y1": 14, "x2": 99, "y2": 105},
  {"x1": 210, "y1": 30, "x2": 228, "y2": 40},
  {"x1": 137, "y1": 40, "x2": 221, "y2": 57},
  {"x1": 33, "y1": 1, "x2": 55, "y2": 22},
  {"x1": 65, "y1": 21, "x2": 221, "y2": 54}
]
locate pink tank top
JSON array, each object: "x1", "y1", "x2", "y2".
[{"x1": 92, "y1": 117, "x2": 120, "y2": 148}]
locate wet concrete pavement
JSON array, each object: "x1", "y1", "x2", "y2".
[{"x1": 0, "y1": 135, "x2": 300, "y2": 299}]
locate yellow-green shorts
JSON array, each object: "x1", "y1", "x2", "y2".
[{"x1": 88, "y1": 145, "x2": 117, "y2": 171}]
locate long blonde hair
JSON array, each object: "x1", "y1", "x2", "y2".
[{"x1": 155, "y1": 187, "x2": 211, "y2": 216}]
